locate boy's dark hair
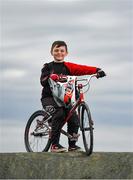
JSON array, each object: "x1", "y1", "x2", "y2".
[{"x1": 51, "y1": 41, "x2": 68, "y2": 53}]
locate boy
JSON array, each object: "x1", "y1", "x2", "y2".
[{"x1": 40, "y1": 40, "x2": 106, "y2": 152}]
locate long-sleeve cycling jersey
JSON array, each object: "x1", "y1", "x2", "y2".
[{"x1": 40, "y1": 61, "x2": 98, "y2": 100}]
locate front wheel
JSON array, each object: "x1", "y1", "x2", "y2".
[
  {"x1": 24, "y1": 110, "x2": 51, "y2": 152},
  {"x1": 78, "y1": 102, "x2": 94, "y2": 155}
]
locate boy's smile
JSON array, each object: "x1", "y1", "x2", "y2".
[{"x1": 51, "y1": 45, "x2": 68, "y2": 62}]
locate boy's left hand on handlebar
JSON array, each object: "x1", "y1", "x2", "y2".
[{"x1": 96, "y1": 69, "x2": 106, "y2": 78}]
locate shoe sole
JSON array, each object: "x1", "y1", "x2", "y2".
[
  {"x1": 51, "y1": 149, "x2": 67, "y2": 153},
  {"x1": 68, "y1": 149, "x2": 82, "y2": 152}
]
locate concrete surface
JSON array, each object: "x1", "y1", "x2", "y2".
[{"x1": 0, "y1": 152, "x2": 133, "y2": 179}]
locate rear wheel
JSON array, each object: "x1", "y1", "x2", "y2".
[
  {"x1": 24, "y1": 110, "x2": 51, "y2": 152},
  {"x1": 78, "y1": 102, "x2": 94, "y2": 155}
]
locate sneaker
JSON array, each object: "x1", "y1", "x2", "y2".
[
  {"x1": 68, "y1": 145, "x2": 82, "y2": 152},
  {"x1": 51, "y1": 144, "x2": 67, "y2": 153}
]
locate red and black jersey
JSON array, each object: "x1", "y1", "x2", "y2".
[{"x1": 40, "y1": 61, "x2": 98, "y2": 99}]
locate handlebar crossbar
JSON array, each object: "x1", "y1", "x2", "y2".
[
  {"x1": 75, "y1": 74, "x2": 97, "y2": 94},
  {"x1": 76, "y1": 74, "x2": 97, "y2": 87}
]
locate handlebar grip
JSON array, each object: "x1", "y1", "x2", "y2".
[{"x1": 96, "y1": 70, "x2": 106, "y2": 78}]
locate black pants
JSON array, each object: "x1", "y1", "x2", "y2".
[{"x1": 41, "y1": 97, "x2": 79, "y2": 146}]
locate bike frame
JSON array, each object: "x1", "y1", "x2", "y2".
[
  {"x1": 41, "y1": 75, "x2": 96, "y2": 132},
  {"x1": 62, "y1": 84, "x2": 84, "y2": 126},
  {"x1": 59, "y1": 74, "x2": 97, "y2": 138}
]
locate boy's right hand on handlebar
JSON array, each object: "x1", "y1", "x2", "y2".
[
  {"x1": 50, "y1": 74, "x2": 59, "y2": 81},
  {"x1": 50, "y1": 74, "x2": 68, "y2": 82},
  {"x1": 96, "y1": 69, "x2": 106, "y2": 78}
]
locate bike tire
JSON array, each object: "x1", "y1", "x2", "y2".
[
  {"x1": 78, "y1": 102, "x2": 93, "y2": 155},
  {"x1": 24, "y1": 110, "x2": 51, "y2": 152}
]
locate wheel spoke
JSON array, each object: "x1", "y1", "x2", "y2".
[{"x1": 24, "y1": 110, "x2": 51, "y2": 152}]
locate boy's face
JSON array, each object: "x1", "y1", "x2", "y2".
[{"x1": 51, "y1": 45, "x2": 68, "y2": 62}]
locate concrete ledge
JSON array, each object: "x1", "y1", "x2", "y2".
[{"x1": 0, "y1": 152, "x2": 133, "y2": 179}]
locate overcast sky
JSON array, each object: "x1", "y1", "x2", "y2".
[{"x1": 0, "y1": 0, "x2": 133, "y2": 152}]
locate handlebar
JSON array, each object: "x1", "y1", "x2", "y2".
[
  {"x1": 75, "y1": 74, "x2": 98, "y2": 94},
  {"x1": 56, "y1": 74, "x2": 104, "y2": 94},
  {"x1": 76, "y1": 74, "x2": 97, "y2": 87}
]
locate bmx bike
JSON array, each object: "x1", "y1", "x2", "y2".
[{"x1": 24, "y1": 74, "x2": 97, "y2": 156}]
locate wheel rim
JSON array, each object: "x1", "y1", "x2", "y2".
[
  {"x1": 81, "y1": 105, "x2": 93, "y2": 154},
  {"x1": 27, "y1": 114, "x2": 51, "y2": 152}
]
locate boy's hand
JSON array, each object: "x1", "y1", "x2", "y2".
[
  {"x1": 50, "y1": 74, "x2": 59, "y2": 81},
  {"x1": 96, "y1": 69, "x2": 106, "y2": 78}
]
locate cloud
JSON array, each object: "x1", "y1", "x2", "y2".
[
  {"x1": 0, "y1": 121, "x2": 132, "y2": 152},
  {"x1": 93, "y1": 125, "x2": 133, "y2": 152},
  {"x1": 2, "y1": 69, "x2": 26, "y2": 79}
]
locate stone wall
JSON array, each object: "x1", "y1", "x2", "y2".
[{"x1": 0, "y1": 152, "x2": 133, "y2": 179}]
